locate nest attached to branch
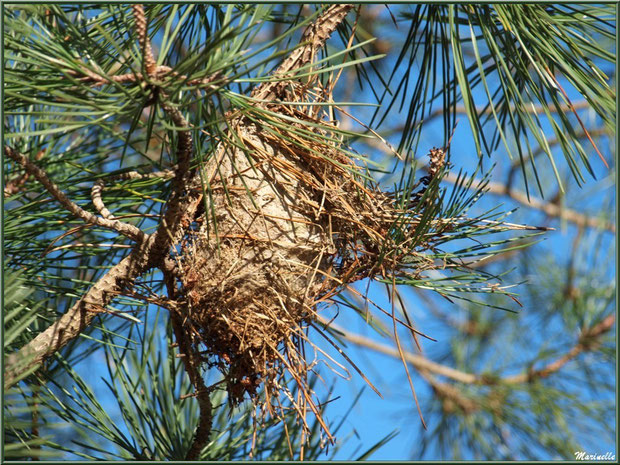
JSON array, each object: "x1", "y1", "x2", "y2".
[{"x1": 175, "y1": 83, "x2": 445, "y2": 435}]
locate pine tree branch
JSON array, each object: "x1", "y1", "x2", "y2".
[
  {"x1": 504, "y1": 314, "x2": 615, "y2": 383},
  {"x1": 442, "y1": 172, "x2": 615, "y2": 233},
  {"x1": 3, "y1": 245, "x2": 152, "y2": 389},
  {"x1": 163, "y1": 261, "x2": 212, "y2": 460},
  {"x1": 67, "y1": 65, "x2": 223, "y2": 89},
  {"x1": 328, "y1": 314, "x2": 615, "y2": 386},
  {"x1": 4, "y1": 146, "x2": 147, "y2": 243},
  {"x1": 91, "y1": 170, "x2": 175, "y2": 220},
  {"x1": 325, "y1": 321, "x2": 480, "y2": 384},
  {"x1": 251, "y1": 4, "x2": 354, "y2": 102},
  {"x1": 3, "y1": 5, "x2": 199, "y2": 387}
]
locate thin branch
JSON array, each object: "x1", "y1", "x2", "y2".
[
  {"x1": 133, "y1": 5, "x2": 211, "y2": 456},
  {"x1": 423, "y1": 372, "x2": 479, "y2": 415},
  {"x1": 504, "y1": 314, "x2": 615, "y2": 383},
  {"x1": 423, "y1": 100, "x2": 592, "y2": 122},
  {"x1": 327, "y1": 313, "x2": 615, "y2": 387},
  {"x1": 505, "y1": 126, "x2": 611, "y2": 190},
  {"x1": 91, "y1": 169, "x2": 175, "y2": 220},
  {"x1": 174, "y1": 313, "x2": 213, "y2": 461},
  {"x1": 443, "y1": 172, "x2": 615, "y2": 233},
  {"x1": 324, "y1": 321, "x2": 481, "y2": 384},
  {"x1": 5, "y1": 146, "x2": 147, "y2": 243},
  {"x1": 91, "y1": 180, "x2": 115, "y2": 219},
  {"x1": 163, "y1": 259, "x2": 212, "y2": 460},
  {"x1": 68, "y1": 65, "x2": 223, "y2": 89}
]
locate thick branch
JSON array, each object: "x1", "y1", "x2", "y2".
[
  {"x1": 4, "y1": 246, "x2": 151, "y2": 389},
  {"x1": 251, "y1": 4, "x2": 353, "y2": 102}
]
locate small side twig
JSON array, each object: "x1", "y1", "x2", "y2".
[
  {"x1": 5, "y1": 146, "x2": 147, "y2": 243},
  {"x1": 91, "y1": 180, "x2": 115, "y2": 219},
  {"x1": 91, "y1": 169, "x2": 176, "y2": 220}
]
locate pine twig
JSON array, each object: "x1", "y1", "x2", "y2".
[
  {"x1": 5, "y1": 146, "x2": 147, "y2": 243},
  {"x1": 327, "y1": 313, "x2": 615, "y2": 386},
  {"x1": 251, "y1": 4, "x2": 354, "y2": 102},
  {"x1": 91, "y1": 169, "x2": 175, "y2": 220},
  {"x1": 504, "y1": 314, "x2": 615, "y2": 383},
  {"x1": 163, "y1": 260, "x2": 212, "y2": 460},
  {"x1": 132, "y1": 5, "x2": 210, "y2": 456},
  {"x1": 443, "y1": 172, "x2": 615, "y2": 233},
  {"x1": 68, "y1": 65, "x2": 223, "y2": 89},
  {"x1": 4, "y1": 4, "x2": 198, "y2": 388}
]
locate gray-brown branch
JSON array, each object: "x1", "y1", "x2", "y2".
[
  {"x1": 163, "y1": 261, "x2": 212, "y2": 460},
  {"x1": 442, "y1": 172, "x2": 616, "y2": 233},
  {"x1": 251, "y1": 4, "x2": 353, "y2": 102},
  {"x1": 3, "y1": 71, "x2": 194, "y2": 393},
  {"x1": 4, "y1": 246, "x2": 151, "y2": 389},
  {"x1": 327, "y1": 313, "x2": 615, "y2": 387},
  {"x1": 5, "y1": 147, "x2": 147, "y2": 243},
  {"x1": 3, "y1": 2, "x2": 353, "y2": 398}
]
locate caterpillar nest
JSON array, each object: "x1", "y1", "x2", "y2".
[{"x1": 177, "y1": 95, "x2": 443, "y2": 418}]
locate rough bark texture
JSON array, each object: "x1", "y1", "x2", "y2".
[
  {"x1": 251, "y1": 4, "x2": 353, "y2": 102},
  {"x1": 4, "y1": 7, "x2": 358, "y2": 446},
  {"x1": 4, "y1": 247, "x2": 150, "y2": 389}
]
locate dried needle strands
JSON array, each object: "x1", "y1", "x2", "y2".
[{"x1": 173, "y1": 79, "x2": 447, "y2": 439}]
